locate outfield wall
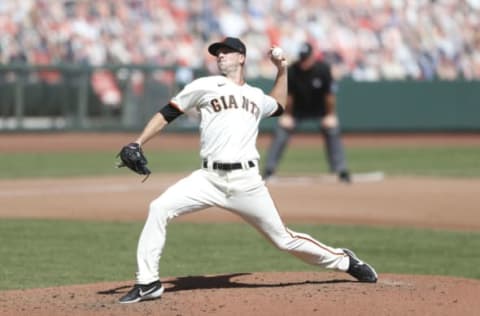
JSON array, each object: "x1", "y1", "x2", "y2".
[
  {"x1": 1, "y1": 65, "x2": 479, "y2": 132},
  {"x1": 337, "y1": 80, "x2": 480, "y2": 132}
]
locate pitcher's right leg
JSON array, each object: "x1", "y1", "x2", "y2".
[
  {"x1": 228, "y1": 184, "x2": 350, "y2": 271},
  {"x1": 229, "y1": 182, "x2": 376, "y2": 281}
]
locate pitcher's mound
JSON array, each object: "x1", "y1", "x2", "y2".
[{"x1": 1, "y1": 272, "x2": 479, "y2": 316}]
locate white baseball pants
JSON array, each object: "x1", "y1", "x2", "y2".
[{"x1": 135, "y1": 164, "x2": 349, "y2": 284}]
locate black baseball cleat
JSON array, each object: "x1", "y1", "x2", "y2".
[
  {"x1": 119, "y1": 280, "x2": 164, "y2": 304},
  {"x1": 343, "y1": 248, "x2": 378, "y2": 283}
]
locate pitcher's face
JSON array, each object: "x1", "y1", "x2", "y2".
[{"x1": 216, "y1": 48, "x2": 245, "y2": 75}]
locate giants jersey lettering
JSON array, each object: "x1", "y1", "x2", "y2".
[
  {"x1": 170, "y1": 75, "x2": 278, "y2": 162},
  {"x1": 210, "y1": 95, "x2": 260, "y2": 119}
]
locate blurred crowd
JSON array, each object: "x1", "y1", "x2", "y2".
[{"x1": 1, "y1": 0, "x2": 480, "y2": 81}]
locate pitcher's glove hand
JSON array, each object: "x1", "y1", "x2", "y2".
[{"x1": 117, "y1": 143, "x2": 151, "y2": 181}]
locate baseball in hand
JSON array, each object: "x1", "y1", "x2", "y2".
[{"x1": 271, "y1": 47, "x2": 284, "y2": 59}]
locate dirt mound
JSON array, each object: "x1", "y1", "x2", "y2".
[{"x1": 1, "y1": 272, "x2": 478, "y2": 316}]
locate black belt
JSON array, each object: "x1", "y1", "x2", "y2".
[{"x1": 203, "y1": 160, "x2": 255, "y2": 171}]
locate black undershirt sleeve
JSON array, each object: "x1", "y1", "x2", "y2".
[
  {"x1": 159, "y1": 103, "x2": 184, "y2": 123},
  {"x1": 270, "y1": 103, "x2": 284, "y2": 117}
]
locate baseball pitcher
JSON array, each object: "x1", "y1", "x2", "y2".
[{"x1": 117, "y1": 37, "x2": 377, "y2": 304}]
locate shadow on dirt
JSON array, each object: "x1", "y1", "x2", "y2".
[{"x1": 97, "y1": 272, "x2": 353, "y2": 296}]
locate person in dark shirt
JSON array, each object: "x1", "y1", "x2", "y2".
[{"x1": 263, "y1": 42, "x2": 351, "y2": 183}]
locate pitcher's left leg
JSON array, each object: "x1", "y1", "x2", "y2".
[{"x1": 136, "y1": 170, "x2": 221, "y2": 284}]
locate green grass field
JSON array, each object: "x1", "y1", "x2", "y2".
[
  {"x1": 0, "y1": 220, "x2": 479, "y2": 290},
  {"x1": 0, "y1": 145, "x2": 479, "y2": 290},
  {"x1": 1, "y1": 146, "x2": 480, "y2": 179}
]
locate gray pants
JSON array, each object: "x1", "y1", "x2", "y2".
[{"x1": 264, "y1": 120, "x2": 348, "y2": 176}]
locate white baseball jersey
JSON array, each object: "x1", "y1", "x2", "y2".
[{"x1": 170, "y1": 75, "x2": 279, "y2": 162}]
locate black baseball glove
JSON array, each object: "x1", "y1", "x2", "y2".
[{"x1": 117, "y1": 143, "x2": 151, "y2": 181}]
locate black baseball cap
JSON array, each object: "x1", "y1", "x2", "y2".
[
  {"x1": 208, "y1": 37, "x2": 246, "y2": 56},
  {"x1": 298, "y1": 42, "x2": 313, "y2": 61}
]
